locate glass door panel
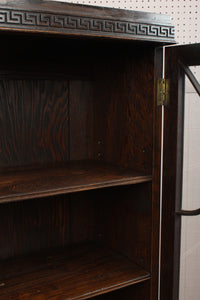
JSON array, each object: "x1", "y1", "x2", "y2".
[{"x1": 179, "y1": 67, "x2": 200, "y2": 300}]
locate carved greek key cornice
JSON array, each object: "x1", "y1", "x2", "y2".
[{"x1": 0, "y1": 8, "x2": 175, "y2": 40}]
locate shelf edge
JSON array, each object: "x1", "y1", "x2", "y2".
[{"x1": 0, "y1": 175, "x2": 152, "y2": 204}]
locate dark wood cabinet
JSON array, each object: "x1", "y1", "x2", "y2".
[{"x1": 1, "y1": 1, "x2": 197, "y2": 299}]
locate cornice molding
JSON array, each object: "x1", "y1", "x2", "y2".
[{"x1": 0, "y1": 8, "x2": 175, "y2": 40}]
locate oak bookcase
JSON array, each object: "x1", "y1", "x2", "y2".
[{"x1": 0, "y1": 1, "x2": 175, "y2": 299}]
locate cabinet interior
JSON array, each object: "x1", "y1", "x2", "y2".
[{"x1": 0, "y1": 35, "x2": 155, "y2": 299}]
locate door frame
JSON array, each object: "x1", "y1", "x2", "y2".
[{"x1": 161, "y1": 43, "x2": 200, "y2": 300}]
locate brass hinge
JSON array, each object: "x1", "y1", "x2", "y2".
[{"x1": 157, "y1": 78, "x2": 170, "y2": 106}]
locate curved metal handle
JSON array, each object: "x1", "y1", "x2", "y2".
[{"x1": 176, "y1": 208, "x2": 200, "y2": 216}]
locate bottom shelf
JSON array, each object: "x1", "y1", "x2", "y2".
[{"x1": 0, "y1": 243, "x2": 150, "y2": 300}]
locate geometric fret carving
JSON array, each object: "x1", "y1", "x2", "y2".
[{"x1": 0, "y1": 9, "x2": 175, "y2": 39}]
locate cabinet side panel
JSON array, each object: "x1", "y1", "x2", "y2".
[
  {"x1": 150, "y1": 47, "x2": 163, "y2": 300},
  {"x1": 0, "y1": 196, "x2": 70, "y2": 259},
  {"x1": 0, "y1": 80, "x2": 69, "y2": 168},
  {"x1": 94, "y1": 46, "x2": 154, "y2": 174},
  {"x1": 97, "y1": 183, "x2": 152, "y2": 272}
]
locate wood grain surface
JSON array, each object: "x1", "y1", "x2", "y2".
[
  {"x1": 0, "y1": 183, "x2": 152, "y2": 263},
  {"x1": 0, "y1": 2, "x2": 169, "y2": 299},
  {"x1": 69, "y1": 81, "x2": 95, "y2": 160},
  {"x1": 0, "y1": 0, "x2": 175, "y2": 43},
  {"x1": 150, "y1": 47, "x2": 163, "y2": 300},
  {"x1": 0, "y1": 243, "x2": 150, "y2": 300},
  {"x1": 0, "y1": 195, "x2": 71, "y2": 259},
  {"x1": 95, "y1": 183, "x2": 152, "y2": 272},
  {"x1": 0, "y1": 160, "x2": 152, "y2": 203},
  {"x1": 0, "y1": 80, "x2": 69, "y2": 167},
  {"x1": 93, "y1": 45, "x2": 154, "y2": 174},
  {"x1": 93, "y1": 281, "x2": 150, "y2": 299}
]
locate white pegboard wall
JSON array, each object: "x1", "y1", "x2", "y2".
[{"x1": 52, "y1": 0, "x2": 200, "y2": 45}]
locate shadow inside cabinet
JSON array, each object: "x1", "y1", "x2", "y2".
[
  {"x1": 0, "y1": 184, "x2": 151, "y2": 299},
  {"x1": 92, "y1": 281, "x2": 150, "y2": 299},
  {"x1": 0, "y1": 33, "x2": 154, "y2": 300}
]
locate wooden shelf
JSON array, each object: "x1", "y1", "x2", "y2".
[
  {"x1": 0, "y1": 160, "x2": 152, "y2": 203},
  {"x1": 0, "y1": 243, "x2": 150, "y2": 300}
]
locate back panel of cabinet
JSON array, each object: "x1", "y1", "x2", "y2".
[{"x1": 0, "y1": 36, "x2": 154, "y2": 174}]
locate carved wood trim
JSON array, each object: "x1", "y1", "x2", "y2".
[{"x1": 0, "y1": 8, "x2": 175, "y2": 40}]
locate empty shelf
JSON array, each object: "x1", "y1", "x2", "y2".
[
  {"x1": 0, "y1": 243, "x2": 150, "y2": 300},
  {"x1": 0, "y1": 160, "x2": 152, "y2": 203}
]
